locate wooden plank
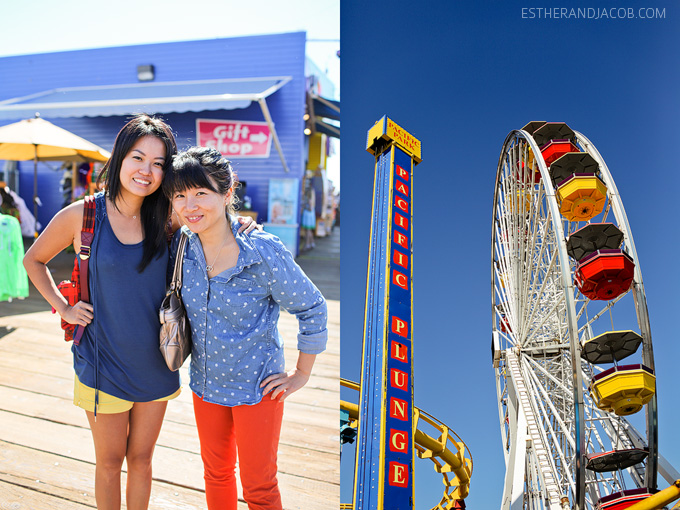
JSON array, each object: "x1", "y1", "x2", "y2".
[
  {"x1": 0, "y1": 309, "x2": 62, "y2": 330},
  {"x1": 0, "y1": 384, "x2": 338, "y2": 482},
  {"x1": 0, "y1": 410, "x2": 338, "y2": 506},
  {"x1": 0, "y1": 440, "x2": 215, "y2": 510},
  {"x1": 0, "y1": 301, "x2": 340, "y2": 353},
  {"x1": 0, "y1": 382, "x2": 338, "y2": 460},
  {"x1": 0, "y1": 480, "x2": 95, "y2": 510},
  {"x1": 0, "y1": 311, "x2": 339, "y2": 380},
  {"x1": 0, "y1": 439, "x2": 331, "y2": 510},
  {"x1": 0, "y1": 349, "x2": 73, "y2": 378},
  {"x1": 0, "y1": 300, "x2": 339, "y2": 509}
]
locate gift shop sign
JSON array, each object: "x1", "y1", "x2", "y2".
[{"x1": 196, "y1": 119, "x2": 273, "y2": 158}]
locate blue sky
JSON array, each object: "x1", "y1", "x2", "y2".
[
  {"x1": 340, "y1": 1, "x2": 680, "y2": 508},
  {"x1": 0, "y1": 0, "x2": 340, "y2": 188},
  {"x1": 0, "y1": 0, "x2": 339, "y2": 83}
]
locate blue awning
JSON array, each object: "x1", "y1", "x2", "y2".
[
  {"x1": 306, "y1": 91, "x2": 340, "y2": 139},
  {"x1": 312, "y1": 95, "x2": 340, "y2": 121},
  {"x1": 0, "y1": 76, "x2": 292, "y2": 120}
]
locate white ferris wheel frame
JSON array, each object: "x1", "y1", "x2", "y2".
[{"x1": 491, "y1": 128, "x2": 664, "y2": 510}]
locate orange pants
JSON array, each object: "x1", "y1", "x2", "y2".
[{"x1": 193, "y1": 392, "x2": 284, "y2": 510}]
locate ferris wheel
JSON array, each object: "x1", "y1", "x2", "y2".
[{"x1": 491, "y1": 122, "x2": 677, "y2": 510}]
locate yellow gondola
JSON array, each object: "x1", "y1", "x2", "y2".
[
  {"x1": 590, "y1": 364, "x2": 655, "y2": 416},
  {"x1": 557, "y1": 174, "x2": 607, "y2": 221},
  {"x1": 505, "y1": 189, "x2": 532, "y2": 215}
]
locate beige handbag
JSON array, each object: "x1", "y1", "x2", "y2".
[{"x1": 159, "y1": 232, "x2": 192, "y2": 371}]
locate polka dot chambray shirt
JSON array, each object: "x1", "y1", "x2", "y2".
[{"x1": 170, "y1": 223, "x2": 327, "y2": 407}]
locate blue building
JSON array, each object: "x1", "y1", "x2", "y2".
[{"x1": 0, "y1": 32, "x2": 338, "y2": 253}]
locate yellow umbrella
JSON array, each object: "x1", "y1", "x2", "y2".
[{"x1": 0, "y1": 116, "x2": 111, "y2": 236}]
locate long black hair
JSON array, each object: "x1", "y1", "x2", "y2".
[{"x1": 97, "y1": 114, "x2": 177, "y2": 271}]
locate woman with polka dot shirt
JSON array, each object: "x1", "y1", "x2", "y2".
[{"x1": 164, "y1": 147, "x2": 327, "y2": 510}]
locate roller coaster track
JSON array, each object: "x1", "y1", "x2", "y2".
[{"x1": 341, "y1": 379, "x2": 473, "y2": 509}]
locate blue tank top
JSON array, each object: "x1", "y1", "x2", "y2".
[{"x1": 73, "y1": 193, "x2": 179, "y2": 401}]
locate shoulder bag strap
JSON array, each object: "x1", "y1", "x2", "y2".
[
  {"x1": 170, "y1": 233, "x2": 188, "y2": 295},
  {"x1": 78, "y1": 195, "x2": 96, "y2": 302},
  {"x1": 73, "y1": 196, "x2": 96, "y2": 344}
]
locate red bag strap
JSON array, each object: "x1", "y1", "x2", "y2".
[
  {"x1": 82, "y1": 195, "x2": 96, "y2": 234},
  {"x1": 73, "y1": 196, "x2": 96, "y2": 344}
]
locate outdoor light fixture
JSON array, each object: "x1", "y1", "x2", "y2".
[{"x1": 137, "y1": 64, "x2": 155, "y2": 82}]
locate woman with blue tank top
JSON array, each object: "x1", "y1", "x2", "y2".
[{"x1": 23, "y1": 115, "x2": 257, "y2": 510}]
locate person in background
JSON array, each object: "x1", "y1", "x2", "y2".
[
  {"x1": 0, "y1": 185, "x2": 20, "y2": 221},
  {"x1": 301, "y1": 185, "x2": 316, "y2": 250},
  {"x1": 165, "y1": 146, "x2": 327, "y2": 510},
  {"x1": 0, "y1": 181, "x2": 38, "y2": 236}
]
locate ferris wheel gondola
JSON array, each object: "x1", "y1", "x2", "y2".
[{"x1": 491, "y1": 122, "x2": 675, "y2": 510}]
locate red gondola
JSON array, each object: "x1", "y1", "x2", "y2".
[
  {"x1": 574, "y1": 249, "x2": 635, "y2": 301},
  {"x1": 596, "y1": 488, "x2": 653, "y2": 510},
  {"x1": 541, "y1": 139, "x2": 580, "y2": 167}
]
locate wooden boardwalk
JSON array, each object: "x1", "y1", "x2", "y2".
[{"x1": 0, "y1": 228, "x2": 340, "y2": 510}]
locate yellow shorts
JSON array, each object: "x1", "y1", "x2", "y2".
[{"x1": 73, "y1": 375, "x2": 181, "y2": 414}]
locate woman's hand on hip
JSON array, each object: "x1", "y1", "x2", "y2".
[
  {"x1": 260, "y1": 368, "x2": 310, "y2": 401},
  {"x1": 62, "y1": 301, "x2": 94, "y2": 327}
]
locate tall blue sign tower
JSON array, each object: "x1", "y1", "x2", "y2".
[{"x1": 353, "y1": 116, "x2": 422, "y2": 509}]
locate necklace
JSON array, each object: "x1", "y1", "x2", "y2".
[
  {"x1": 206, "y1": 237, "x2": 229, "y2": 272},
  {"x1": 119, "y1": 207, "x2": 139, "y2": 220},
  {"x1": 108, "y1": 198, "x2": 139, "y2": 220}
]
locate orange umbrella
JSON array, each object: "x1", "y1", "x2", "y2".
[{"x1": 0, "y1": 116, "x2": 110, "y2": 236}]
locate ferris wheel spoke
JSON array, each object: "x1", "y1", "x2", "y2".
[
  {"x1": 523, "y1": 290, "x2": 567, "y2": 347},
  {"x1": 520, "y1": 187, "x2": 550, "y2": 339},
  {"x1": 521, "y1": 246, "x2": 559, "y2": 342},
  {"x1": 523, "y1": 359, "x2": 577, "y2": 489},
  {"x1": 575, "y1": 293, "x2": 627, "y2": 336},
  {"x1": 524, "y1": 355, "x2": 574, "y2": 401},
  {"x1": 495, "y1": 236, "x2": 514, "y2": 306}
]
